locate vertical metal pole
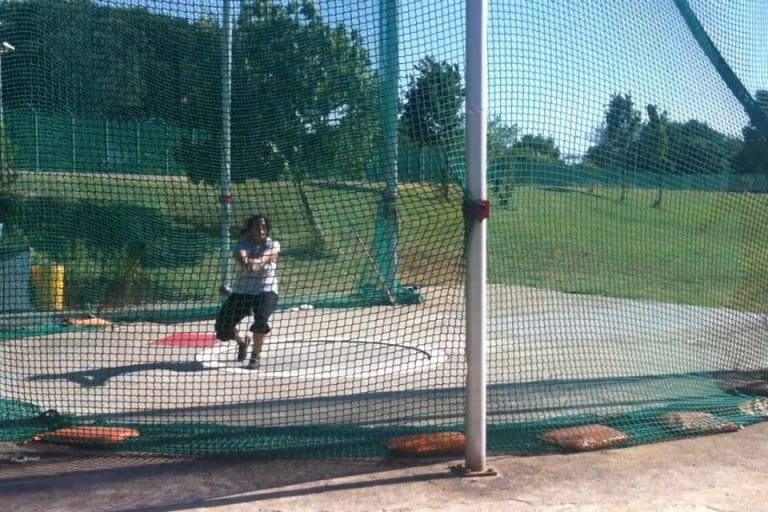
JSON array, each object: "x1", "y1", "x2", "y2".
[
  {"x1": 71, "y1": 113, "x2": 76, "y2": 171},
  {"x1": 33, "y1": 107, "x2": 39, "y2": 171},
  {"x1": 220, "y1": 0, "x2": 234, "y2": 290},
  {"x1": 379, "y1": 0, "x2": 399, "y2": 300},
  {"x1": 164, "y1": 123, "x2": 170, "y2": 176},
  {"x1": 0, "y1": 43, "x2": 15, "y2": 174},
  {"x1": 136, "y1": 121, "x2": 141, "y2": 169},
  {"x1": 0, "y1": 54, "x2": 5, "y2": 173},
  {"x1": 105, "y1": 118, "x2": 110, "y2": 170},
  {"x1": 462, "y1": 0, "x2": 494, "y2": 476}
]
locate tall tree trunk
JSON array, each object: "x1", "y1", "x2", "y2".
[
  {"x1": 293, "y1": 177, "x2": 326, "y2": 255},
  {"x1": 619, "y1": 167, "x2": 627, "y2": 202},
  {"x1": 283, "y1": 154, "x2": 326, "y2": 256},
  {"x1": 652, "y1": 184, "x2": 663, "y2": 208},
  {"x1": 616, "y1": 146, "x2": 627, "y2": 202},
  {"x1": 440, "y1": 153, "x2": 452, "y2": 201}
]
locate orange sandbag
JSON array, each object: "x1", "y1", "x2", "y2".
[
  {"x1": 540, "y1": 424, "x2": 629, "y2": 451},
  {"x1": 32, "y1": 426, "x2": 139, "y2": 445},
  {"x1": 738, "y1": 397, "x2": 768, "y2": 418},
  {"x1": 660, "y1": 412, "x2": 741, "y2": 435},
  {"x1": 62, "y1": 316, "x2": 113, "y2": 328},
  {"x1": 386, "y1": 431, "x2": 465, "y2": 456}
]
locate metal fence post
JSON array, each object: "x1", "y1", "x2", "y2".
[{"x1": 105, "y1": 117, "x2": 110, "y2": 171}]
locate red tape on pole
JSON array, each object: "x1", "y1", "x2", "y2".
[{"x1": 463, "y1": 199, "x2": 490, "y2": 221}]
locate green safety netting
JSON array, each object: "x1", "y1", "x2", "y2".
[{"x1": 1, "y1": 0, "x2": 767, "y2": 458}]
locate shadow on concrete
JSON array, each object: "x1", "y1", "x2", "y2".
[
  {"x1": 28, "y1": 362, "x2": 208, "y2": 387},
  {"x1": 0, "y1": 448, "x2": 458, "y2": 512}
]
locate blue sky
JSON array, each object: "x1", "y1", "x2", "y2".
[
  {"x1": 110, "y1": 0, "x2": 766, "y2": 156},
  {"x1": 326, "y1": 0, "x2": 765, "y2": 156}
]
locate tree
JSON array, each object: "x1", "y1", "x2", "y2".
[
  {"x1": 486, "y1": 116, "x2": 517, "y2": 207},
  {"x1": 487, "y1": 116, "x2": 517, "y2": 154},
  {"x1": 732, "y1": 90, "x2": 768, "y2": 176},
  {"x1": 231, "y1": 0, "x2": 377, "y2": 182},
  {"x1": 399, "y1": 56, "x2": 465, "y2": 200},
  {"x1": 585, "y1": 94, "x2": 642, "y2": 201},
  {"x1": 638, "y1": 105, "x2": 670, "y2": 207},
  {"x1": 668, "y1": 120, "x2": 741, "y2": 175},
  {"x1": 604, "y1": 94, "x2": 641, "y2": 201},
  {"x1": 512, "y1": 134, "x2": 561, "y2": 162},
  {"x1": 0, "y1": 120, "x2": 15, "y2": 222},
  {"x1": 229, "y1": 0, "x2": 378, "y2": 252},
  {"x1": 0, "y1": 0, "x2": 208, "y2": 121},
  {"x1": 584, "y1": 125, "x2": 610, "y2": 168}
]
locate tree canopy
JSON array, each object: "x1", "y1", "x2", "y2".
[
  {"x1": 0, "y1": 0, "x2": 378, "y2": 184},
  {"x1": 512, "y1": 134, "x2": 560, "y2": 163},
  {"x1": 399, "y1": 56, "x2": 464, "y2": 152},
  {"x1": 399, "y1": 56, "x2": 465, "y2": 198},
  {"x1": 586, "y1": 93, "x2": 742, "y2": 177},
  {"x1": 637, "y1": 105, "x2": 670, "y2": 175},
  {"x1": 732, "y1": 90, "x2": 768, "y2": 176},
  {"x1": 585, "y1": 93, "x2": 641, "y2": 170},
  {"x1": 229, "y1": 0, "x2": 378, "y2": 183},
  {"x1": 0, "y1": 1, "x2": 762, "y2": 186}
]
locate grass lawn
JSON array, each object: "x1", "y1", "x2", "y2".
[
  {"x1": 492, "y1": 186, "x2": 768, "y2": 310},
  {"x1": 7, "y1": 172, "x2": 768, "y2": 312},
  {"x1": 9, "y1": 173, "x2": 464, "y2": 308}
]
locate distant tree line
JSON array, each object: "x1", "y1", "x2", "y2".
[
  {"x1": 579, "y1": 91, "x2": 768, "y2": 204},
  {"x1": 0, "y1": 0, "x2": 379, "y2": 185},
  {"x1": 0, "y1": 0, "x2": 765, "y2": 200},
  {"x1": 585, "y1": 94, "x2": 740, "y2": 174}
]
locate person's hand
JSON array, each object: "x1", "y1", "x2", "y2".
[
  {"x1": 247, "y1": 258, "x2": 264, "y2": 272},
  {"x1": 260, "y1": 249, "x2": 278, "y2": 263},
  {"x1": 246, "y1": 254, "x2": 272, "y2": 272}
]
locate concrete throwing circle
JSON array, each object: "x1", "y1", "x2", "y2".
[{"x1": 196, "y1": 338, "x2": 446, "y2": 378}]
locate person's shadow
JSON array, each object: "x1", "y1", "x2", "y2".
[{"x1": 28, "y1": 362, "x2": 207, "y2": 387}]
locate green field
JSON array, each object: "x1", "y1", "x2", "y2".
[
  {"x1": 492, "y1": 186, "x2": 768, "y2": 311},
  {"x1": 8, "y1": 173, "x2": 464, "y2": 309},
  {"x1": 7, "y1": 173, "x2": 768, "y2": 312}
]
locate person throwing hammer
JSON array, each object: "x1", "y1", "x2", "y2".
[{"x1": 215, "y1": 214, "x2": 280, "y2": 370}]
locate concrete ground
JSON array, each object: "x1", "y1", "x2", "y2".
[
  {"x1": 3, "y1": 286, "x2": 765, "y2": 426},
  {"x1": 2, "y1": 285, "x2": 768, "y2": 511},
  {"x1": 1, "y1": 420, "x2": 767, "y2": 512}
]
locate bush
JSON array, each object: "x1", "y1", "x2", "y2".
[{"x1": 174, "y1": 137, "x2": 222, "y2": 186}]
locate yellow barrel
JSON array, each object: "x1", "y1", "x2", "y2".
[{"x1": 31, "y1": 264, "x2": 65, "y2": 311}]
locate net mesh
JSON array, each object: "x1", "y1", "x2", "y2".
[{"x1": 1, "y1": 0, "x2": 767, "y2": 457}]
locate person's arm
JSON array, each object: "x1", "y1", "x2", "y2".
[
  {"x1": 234, "y1": 249, "x2": 251, "y2": 271},
  {"x1": 236, "y1": 248, "x2": 276, "y2": 273},
  {"x1": 264, "y1": 241, "x2": 280, "y2": 263}
]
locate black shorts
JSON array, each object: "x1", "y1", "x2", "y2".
[{"x1": 214, "y1": 291, "x2": 279, "y2": 341}]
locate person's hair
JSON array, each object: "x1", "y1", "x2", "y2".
[{"x1": 241, "y1": 214, "x2": 270, "y2": 236}]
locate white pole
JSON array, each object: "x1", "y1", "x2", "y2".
[
  {"x1": 462, "y1": 0, "x2": 494, "y2": 476},
  {"x1": 219, "y1": 0, "x2": 234, "y2": 292}
]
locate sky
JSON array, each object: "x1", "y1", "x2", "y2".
[{"x1": 104, "y1": 0, "x2": 767, "y2": 157}]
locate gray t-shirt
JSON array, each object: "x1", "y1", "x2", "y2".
[{"x1": 231, "y1": 237, "x2": 280, "y2": 295}]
